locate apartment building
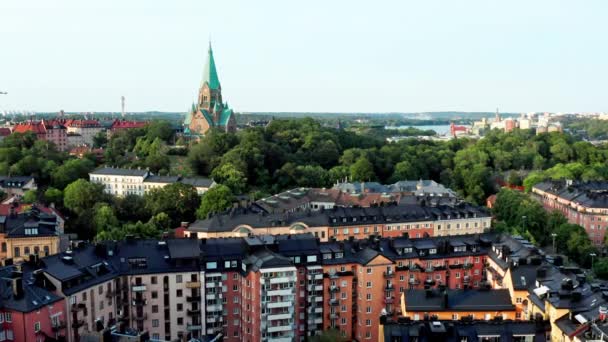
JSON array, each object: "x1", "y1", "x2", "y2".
[
  {"x1": 532, "y1": 180, "x2": 608, "y2": 245},
  {"x1": 185, "y1": 203, "x2": 491, "y2": 242},
  {"x1": 256, "y1": 180, "x2": 457, "y2": 215},
  {"x1": 13, "y1": 119, "x2": 68, "y2": 151},
  {"x1": 0, "y1": 176, "x2": 37, "y2": 198},
  {"x1": 379, "y1": 318, "x2": 550, "y2": 341},
  {"x1": 0, "y1": 232, "x2": 492, "y2": 342},
  {"x1": 64, "y1": 119, "x2": 104, "y2": 146},
  {"x1": 89, "y1": 167, "x2": 215, "y2": 197},
  {"x1": 0, "y1": 203, "x2": 63, "y2": 263}
]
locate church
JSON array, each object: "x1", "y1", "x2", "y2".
[{"x1": 184, "y1": 43, "x2": 236, "y2": 136}]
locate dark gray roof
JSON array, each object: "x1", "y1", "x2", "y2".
[
  {"x1": 189, "y1": 203, "x2": 490, "y2": 233},
  {"x1": 90, "y1": 167, "x2": 148, "y2": 177},
  {"x1": 0, "y1": 266, "x2": 63, "y2": 313},
  {"x1": 382, "y1": 319, "x2": 550, "y2": 342},
  {"x1": 534, "y1": 180, "x2": 608, "y2": 209},
  {"x1": 405, "y1": 289, "x2": 515, "y2": 312},
  {"x1": 0, "y1": 176, "x2": 34, "y2": 189},
  {"x1": 180, "y1": 177, "x2": 214, "y2": 188}
]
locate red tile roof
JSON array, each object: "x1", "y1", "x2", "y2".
[
  {"x1": 64, "y1": 119, "x2": 101, "y2": 128},
  {"x1": 110, "y1": 120, "x2": 147, "y2": 130},
  {"x1": 13, "y1": 121, "x2": 47, "y2": 134}
]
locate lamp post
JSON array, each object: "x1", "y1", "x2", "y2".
[
  {"x1": 590, "y1": 253, "x2": 597, "y2": 273},
  {"x1": 551, "y1": 233, "x2": 557, "y2": 254},
  {"x1": 521, "y1": 215, "x2": 527, "y2": 231}
]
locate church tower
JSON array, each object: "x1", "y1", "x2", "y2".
[{"x1": 185, "y1": 43, "x2": 236, "y2": 136}]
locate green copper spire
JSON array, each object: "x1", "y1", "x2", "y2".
[{"x1": 201, "y1": 42, "x2": 221, "y2": 90}]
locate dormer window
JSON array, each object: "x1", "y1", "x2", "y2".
[
  {"x1": 454, "y1": 246, "x2": 466, "y2": 253},
  {"x1": 404, "y1": 247, "x2": 413, "y2": 253},
  {"x1": 335, "y1": 252, "x2": 343, "y2": 259},
  {"x1": 429, "y1": 248, "x2": 437, "y2": 255},
  {"x1": 323, "y1": 253, "x2": 332, "y2": 260},
  {"x1": 25, "y1": 228, "x2": 38, "y2": 235}
]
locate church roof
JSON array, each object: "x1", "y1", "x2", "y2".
[
  {"x1": 201, "y1": 43, "x2": 221, "y2": 90},
  {"x1": 219, "y1": 108, "x2": 234, "y2": 126}
]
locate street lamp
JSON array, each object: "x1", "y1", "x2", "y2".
[
  {"x1": 521, "y1": 216, "x2": 527, "y2": 231},
  {"x1": 590, "y1": 253, "x2": 597, "y2": 272},
  {"x1": 551, "y1": 233, "x2": 557, "y2": 254}
]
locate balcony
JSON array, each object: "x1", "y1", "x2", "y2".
[
  {"x1": 463, "y1": 276, "x2": 471, "y2": 284},
  {"x1": 267, "y1": 289, "x2": 293, "y2": 297},
  {"x1": 463, "y1": 262, "x2": 473, "y2": 269},
  {"x1": 329, "y1": 299, "x2": 339, "y2": 306},
  {"x1": 267, "y1": 301, "x2": 291, "y2": 309},
  {"x1": 105, "y1": 290, "x2": 115, "y2": 298},
  {"x1": 267, "y1": 324, "x2": 293, "y2": 333},
  {"x1": 385, "y1": 283, "x2": 394, "y2": 291},
  {"x1": 329, "y1": 285, "x2": 339, "y2": 293},
  {"x1": 186, "y1": 294, "x2": 202, "y2": 302},
  {"x1": 269, "y1": 276, "x2": 294, "y2": 284},
  {"x1": 71, "y1": 303, "x2": 86, "y2": 312},
  {"x1": 328, "y1": 312, "x2": 339, "y2": 319},
  {"x1": 205, "y1": 282, "x2": 216, "y2": 288},
  {"x1": 132, "y1": 297, "x2": 147, "y2": 306},
  {"x1": 131, "y1": 284, "x2": 146, "y2": 292},
  {"x1": 384, "y1": 297, "x2": 394, "y2": 304},
  {"x1": 187, "y1": 308, "x2": 201, "y2": 315},
  {"x1": 384, "y1": 270, "x2": 395, "y2": 278},
  {"x1": 206, "y1": 316, "x2": 223, "y2": 324},
  {"x1": 51, "y1": 321, "x2": 66, "y2": 332},
  {"x1": 408, "y1": 278, "x2": 420, "y2": 285},
  {"x1": 307, "y1": 317, "x2": 323, "y2": 325},
  {"x1": 267, "y1": 313, "x2": 292, "y2": 321},
  {"x1": 187, "y1": 324, "x2": 203, "y2": 331},
  {"x1": 425, "y1": 266, "x2": 434, "y2": 273},
  {"x1": 186, "y1": 281, "x2": 201, "y2": 289},
  {"x1": 133, "y1": 313, "x2": 147, "y2": 321},
  {"x1": 307, "y1": 284, "x2": 323, "y2": 292},
  {"x1": 206, "y1": 304, "x2": 222, "y2": 312},
  {"x1": 307, "y1": 307, "x2": 323, "y2": 314},
  {"x1": 307, "y1": 295, "x2": 323, "y2": 303},
  {"x1": 307, "y1": 274, "x2": 324, "y2": 281}
]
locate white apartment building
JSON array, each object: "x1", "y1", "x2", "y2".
[{"x1": 89, "y1": 167, "x2": 215, "y2": 197}]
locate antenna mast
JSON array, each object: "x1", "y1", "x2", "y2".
[{"x1": 121, "y1": 96, "x2": 126, "y2": 118}]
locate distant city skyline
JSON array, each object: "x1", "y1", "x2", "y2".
[{"x1": 1, "y1": 0, "x2": 607, "y2": 113}]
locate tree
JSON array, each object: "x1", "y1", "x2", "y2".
[
  {"x1": 149, "y1": 212, "x2": 172, "y2": 231},
  {"x1": 144, "y1": 183, "x2": 200, "y2": 227},
  {"x1": 51, "y1": 158, "x2": 95, "y2": 189},
  {"x1": 211, "y1": 163, "x2": 247, "y2": 194},
  {"x1": 92, "y1": 131, "x2": 108, "y2": 148},
  {"x1": 523, "y1": 171, "x2": 547, "y2": 192},
  {"x1": 92, "y1": 204, "x2": 119, "y2": 232},
  {"x1": 44, "y1": 187, "x2": 63, "y2": 205},
  {"x1": 506, "y1": 171, "x2": 522, "y2": 186},
  {"x1": 64, "y1": 179, "x2": 106, "y2": 215},
  {"x1": 349, "y1": 157, "x2": 375, "y2": 182},
  {"x1": 594, "y1": 258, "x2": 608, "y2": 280},
  {"x1": 392, "y1": 160, "x2": 417, "y2": 181},
  {"x1": 197, "y1": 185, "x2": 233, "y2": 219},
  {"x1": 113, "y1": 194, "x2": 150, "y2": 223},
  {"x1": 22, "y1": 190, "x2": 37, "y2": 204}
]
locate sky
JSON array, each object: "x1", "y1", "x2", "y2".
[{"x1": 1, "y1": 1, "x2": 607, "y2": 113}]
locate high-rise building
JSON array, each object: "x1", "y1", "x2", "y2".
[{"x1": 184, "y1": 43, "x2": 236, "y2": 136}]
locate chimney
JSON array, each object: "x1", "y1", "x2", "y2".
[{"x1": 11, "y1": 271, "x2": 23, "y2": 298}]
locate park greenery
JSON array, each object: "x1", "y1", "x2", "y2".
[{"x1": 3, "y1": 117, "x2": 608, "y2": 264}]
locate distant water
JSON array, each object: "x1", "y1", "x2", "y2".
[{"x1": 385, "y1": 124, "x2": 452, "y2": 135}]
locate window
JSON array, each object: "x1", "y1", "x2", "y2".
[
  {"x1": 14, "y1": 247, "x2": 20, "y2": 257},
  {"x1": 206, "y1": 262, "x2": 217, "y2": 269},
  {"x1": 366, "y1": 306, "x2": 372, "y2": 314},
  {"x1": 452, "y1": 314, "x2": 458, "y2": 320},
  {"x1": 176, "y1": 290, "x2": 183, "y2": 297},
  {"x1": 341, "y1": 292, "x2": 347, "y2": 299},
  {"x1": 365, "y1": 331, "x2": 372, "y2": 339},
  {"x1": 341, "y1": 318, "x2": 347, "y2": 325},
  {"x1": 366, "y1": 319, "x2": 372, "y2": 326},
  {"x1": 306, "y1": 255, "x2": 317, "y2": 263},
  {"x1": 34, "y1": 321, "x2": 41, "y2": 332},
  {"x1": 152, "y1": 319, "x2": 159, "y2": 327},
  {"x1": 151, "y1": 276, "x2": 157, "y2": 284},
  {"x1": 5, "y1": 313, "x2": 10, "y2": 323},
  {"x1": 176, "y1": 275, "x2": 183, "y2": 283},
  {"x1": 366, "y1": 293, "x2": 372, "y2": 301},
  {"x1": 233, "y1": 284, "x2": 239, "y2": 291},
  {"x1": 366, "y1": 268, "x2": 372, "y2": 274},
  {"x1": 455, "y1": 272, "x2": 461, "y2": 278},
  {"x1": 366, "y1": 281, "x2": 372, "y2": 288},
  {"x1": 152, "y1": 291, "x2": 158, "y2": 299},
  {"x1": 177, "y1": 303, "x2": 183, "y2": 311},
  {"x1": 152, "y1": 305, "x2": 159, "y2": 313},
  {"x1": 177, "y1": 318, "x2": 183, "y2": 325}
]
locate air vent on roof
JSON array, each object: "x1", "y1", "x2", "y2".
[
  {"x1": 158, "y1": 241, "x2": 167, "y2": 246},
  {"x1": 61, "y1": 256, "x2": 74, "y2": 264}
]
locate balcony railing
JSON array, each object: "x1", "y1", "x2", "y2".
[
  {"x1": 131, "y1": 284, "x2": 146, "y2": 292},
  {"x1": 329, "y1": 285, "x2": 339, "y2": 293},
  {"x1": 384, "y1": 297, "x2": 394, "y2": 304},
  {"x1": 187, "y1": 324, "x2": 203, "y2": 331},
  {"x1": 384, "y1": 271, "x2": 395, "y2": 278},
  {"x1": 385, "y1": 283, "x2": 394, "y2": 290},
  {"x1": 186, "y1": 295, "x2": 202, "y2": 302},
  {"x1": 187, "y1": 308, "x2": 201, "y2": 315},
  {"x1": 133, "y1": 313, "x2": 147, "y2": 321},
  {"x1": 132, "y1": 297, "x2": 147, "y2": 306},
  {"x1": 329, "y1": 299, "x2": 339, "y2": 306},
  {"x1": 186, "y1": 281, "x2": 201, "y2": 289},
  {"x1": 52, "y1": 321, "x2": 66, "y2": 331}
]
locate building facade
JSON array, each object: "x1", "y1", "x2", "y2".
[
  {"x1": 89, "y1": 167, "x2": 215, "y2": 197},
  {"x1": 64, "y1": 119, "x2": 104, "y2": 146},
  {"x1": 184, "y1": 43, "x2": 236, "y2": 136},
  {"x1": 12, "y1": 119, "x2": 68, "y2": 151},
  {"x1": 532, "y1": 180, "x2": 608, "y2": 245},
  {"x1": 185, "y1": 203, "x2": 491, "y2": 242}
]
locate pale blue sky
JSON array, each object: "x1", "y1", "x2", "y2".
[{"x1": 1, "y1": 1, "x2": 606, "y2": 113}]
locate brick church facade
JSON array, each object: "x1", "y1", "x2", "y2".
[{"x1": 184, "y1": 43, "x2": 236, "y2": 136}]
